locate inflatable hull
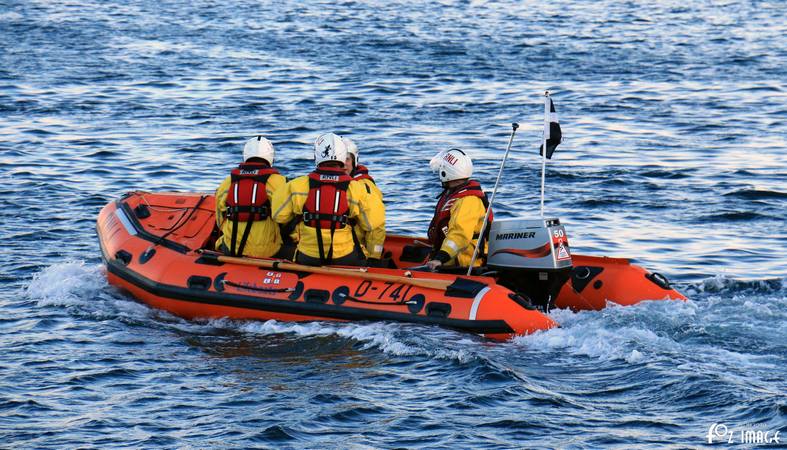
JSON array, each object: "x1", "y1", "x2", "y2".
[{"x1": 97, "y1": 192, "x2": 557, "y2": 340}]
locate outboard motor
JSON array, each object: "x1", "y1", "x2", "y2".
[{"x1": 487, "y1": 218, "x2": 573, "y2": 312}]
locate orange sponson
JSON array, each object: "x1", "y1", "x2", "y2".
[{"x1": 554, "y1": 255, "x2": 687, "y2": 311}]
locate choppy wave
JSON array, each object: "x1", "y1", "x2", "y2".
[
  {"x1": 723, "y1": 188, "x2": 787, "y2": 200},
  {"x1": 17, "y1": 261, "x2": 787, "y2": 447},
  {"x1": 684, "y1": 275, "x2": 785, "y2": 295}
]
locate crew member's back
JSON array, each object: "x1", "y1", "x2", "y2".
[
  {"x1": 215, "y1": 136, "x2": 286, "y2": 258},
  {"x1": 271, "y1": 133, "x2": 384, "y2": 266}
]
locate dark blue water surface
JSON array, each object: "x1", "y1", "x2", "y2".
[{"x1": 2, "y1": 1, "x2": 786, "y2": 448}]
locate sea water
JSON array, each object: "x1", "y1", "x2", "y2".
[{"x1": 1, "y1": 1, "x2": 785, "y2": 448}]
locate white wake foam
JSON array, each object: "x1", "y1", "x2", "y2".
[
  {"x1": 513, "y1": 294, "x2": 783, "y2": 372},
  {"x1": 26, "y1": 260, "x2": 157, "y2": 321},
  {"x1": 26, "y1": 260, "x2": 107, "y2": 307},
  {"x1": 215, "y1": 318, "x2": 480, "y2": 363},
  {"x1": 513, "y1": 303, "x2": 686, "y2": 364}
]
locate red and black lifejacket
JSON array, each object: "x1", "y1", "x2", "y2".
[
  {"x1": 427, "y1": 180, "x2": 492, "y2": 260},
  {"x1": 224, "y1": 163, "x2": 279, "y2": 257},
  {"x1": 301, "y1": 166, "x2": 355, "y2": 264},
  {"x1": 351, "y1": 164, "x2": 376, "y2": 184}
]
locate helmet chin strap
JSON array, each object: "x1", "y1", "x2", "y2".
[{"x1": 442, "y1": 179, "x2": 469, "y2": 190}]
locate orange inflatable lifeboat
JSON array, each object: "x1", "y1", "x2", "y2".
[{"x1": 96, "y1": 192, "x2": 685, "y2": 340}]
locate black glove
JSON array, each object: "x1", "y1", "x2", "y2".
[
  {"x1": 366, "y1": 258, "x2": 382, "y2": 268},
  {"x1": 434, "y1": 250, "x2": 451, "y2": 264}
]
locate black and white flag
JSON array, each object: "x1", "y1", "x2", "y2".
[{"x1": 539, "y1": 96, "x2": 562, "y2": 159}]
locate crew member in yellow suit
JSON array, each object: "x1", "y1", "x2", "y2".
[
  {"x1": 271, "y1": 133, "x2": 384, "y2": 266},
  {"x1": 342, "y1": 137, "x2": 386, "y2": 266},
  {"x1": 215, "y1": 136, "x2": 286, "y2": 258},
  {"x1": 425, "y1": 148, "x2": 491, "y2": 271}
]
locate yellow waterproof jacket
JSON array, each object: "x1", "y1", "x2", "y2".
[
  {"x1": 271, "y1": 173, "x2": 384, "y2": 260},
  {"x1": 214, "y1": 172, "x2": 286, "y2": 258},
  {"x1": 436, "y1": 195, "x2": 488, "y2": 267},
  {"x1": 353, "y1": 178, "x2": 386, "y2": 259}
]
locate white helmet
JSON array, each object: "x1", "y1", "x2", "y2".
[
  {"x1": 243, "y1": 135, "x2": 275, "y2": 165},
  {"x1": 314, "y1": 133, "x2": 347, "y2": 166},
  {"x1": 430, "y1": 148, "x2": 473, "y2": 182},
  {"x1": 342, "y1": 137, "x2": 359, "y2": 164}
]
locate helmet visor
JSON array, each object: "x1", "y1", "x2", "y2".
[{"x1": 429, "y1": 150, "x2": 447, "y2": 173}]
